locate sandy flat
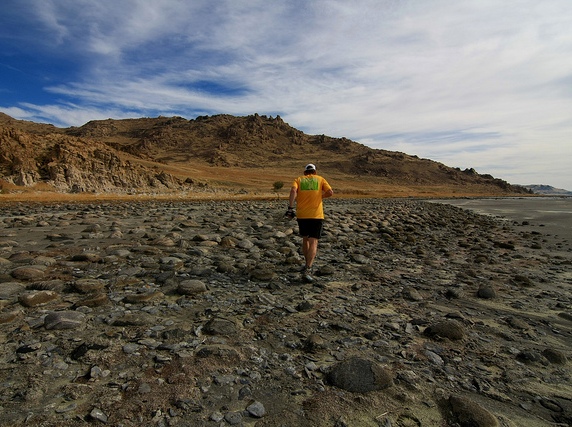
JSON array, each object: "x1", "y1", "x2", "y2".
[{"x1": 431, "y1": 197, "x2": 572, "y2": 244}]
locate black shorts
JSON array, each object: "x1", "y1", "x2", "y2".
[{"x1": 297, "y1": 219, "x2": 324, "y2": 239}]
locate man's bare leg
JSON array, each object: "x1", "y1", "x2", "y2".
[{"x1": 303, "y1": 237, "x2": 318, "y2": 268}]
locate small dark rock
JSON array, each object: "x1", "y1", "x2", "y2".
[
  {"x1": 477, "y1": 285, "x2": 496, "y2": 299},
  {"x1": 542, "y1": 348, "x2": 568, "y2": 364}
]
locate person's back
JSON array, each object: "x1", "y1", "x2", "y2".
[
  {"x1": 294, "y1": 173, "x2": 330, "y2": 219},
  {"x1": 288, "y1": 164, "x2": 333, "y2": 282}
]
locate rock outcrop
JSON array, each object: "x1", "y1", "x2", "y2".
[{"x1": 0, "y1": 126, "x2": 187, "y2": 193}]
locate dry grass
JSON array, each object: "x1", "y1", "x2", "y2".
[
  {"x1": 0, "y1": 185, "x2": 532, "y2": 204},
  {"x1": 0, "y1": 162, "x2": 533, "y2": 203}
]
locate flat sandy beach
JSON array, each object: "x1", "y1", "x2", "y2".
[{"x1": 431, "y1": 196, "x2": 572, "y2": 245}]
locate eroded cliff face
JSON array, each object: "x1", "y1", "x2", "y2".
[{"x1": 0, "y1": 126, "x2": 187, "y2": 193}]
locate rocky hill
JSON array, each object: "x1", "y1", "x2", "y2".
[
  {"x1": 0, "y1": 112, "x2": 530, "y2": 197},
  {"x1": 524, "y1": 184, "x2": 572, "y2": 196},
  {"x1": 0, "y1": 113, "x2": 190, "y2": 194}
]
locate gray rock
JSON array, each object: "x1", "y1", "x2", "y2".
[
  {"x1": 31, "y1": 255, "x2": 57, "y2": 266},
  {"x1": 246, "y1": 400, "x2": 266, "y2": 418},
  {"x1": 111, "y1": 313, "x2": 155, "y2": 326},
  {"x1": 196, "y1": 345, "x2": 240, "y2": 359},
  {"x1": 210, "y1": 411, "x2": 224, "y2": 422},
  {"x1": 238, "y1": 239, "x2": 255, "y2": 249},
  {"x1": 55, "y1": 402, "x2": 78, "y2": 413},
  {"x1": 109, "y1": 248, "x2": 131, "y2": 257},
  {"x1": 351, "y1": 254, "x2": 369, "y2": 264},
  {"x1": 90, "y1": 407, "x2": 109, "y2": 423},
  {"x1": 44, "y1": 311, "x2": 86, "y2": 330},
  {"x1": 224, "y1": 411, "x2": 243, "y2": 425},
  {"x1": 304, "y1": 334, "x2": 327, "y2": 353},
  {"x1": 0, "y1": 281, "x2": 26, "y2": 299},
  {"x1": 516, "y1": 350, "x2": 542, "y2": 364},
  {"x1": 123, "y1": 343, "x2": 141, "y2": 354},
  {"x1": 425, "y1": 350, "x2": 444, "y2": 366}
]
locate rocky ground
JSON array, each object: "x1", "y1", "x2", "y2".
[{"x1": 0, "y1": 198, "x2": 570, "y2": 427}]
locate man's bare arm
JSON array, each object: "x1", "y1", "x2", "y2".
[{"x1": 289, "y1": 187, "x2": 298, "y2": 207}]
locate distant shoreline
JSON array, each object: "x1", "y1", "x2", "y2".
[{"x1": 430, "y1": 196, "x2": 572, "y2": 245}]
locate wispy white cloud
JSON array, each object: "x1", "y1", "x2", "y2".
[{"x1": 1, "y1": 0, "x2": 572, "y2": 188}]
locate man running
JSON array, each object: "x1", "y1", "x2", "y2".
[{"x1": 287, "y1": 163, "x2": 333, "y2": 282}]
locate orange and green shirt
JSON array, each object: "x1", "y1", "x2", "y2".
[{"x1": 292, "y1": 175, "x2": 332, "y2": 219}]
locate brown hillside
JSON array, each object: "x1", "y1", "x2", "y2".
[{"x1": 0, "y1": 112, "x2": 530, "y2": 199}]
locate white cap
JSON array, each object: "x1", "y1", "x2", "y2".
[{"x1": 305, "y1": 163, "x2": 316, "y2": 172}]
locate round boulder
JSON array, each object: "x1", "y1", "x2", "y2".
[
  {"x1": 423, "y1": 320, "x2": 465, "y2": 341},
  {"x1": 19, "y1": 290, "x2": 59, "y2": 307},
  {"x1": 177, "y1": 279, "x2": 207, "y2": 296},
  {"x1": 203, "y1": 317, "x2": 238, "y2": 336},
  {"x1": 477, "y1": 285, "x2": 496, "y2": 299},
  {"x1": 542, "y1": 348, "x2": 568, "y2": 365},
  {"x1": 250, "y1": 263, "x2": 276, "y2": 281},
  {"x1": 448, "y1": 395, "x2": 498, "y2": 427},
  {"x1": 327, "y1": 357, "x2": 393, "y2": 393},
  {"x1": 11, "y1": 266, "x2": 45, "y2": 281},
  {"x1": 0, "y1": 282, "x2": 27, "y2": 299},
  {"x1": 72, "y1": 278, "x2": 107, "y2": 293}
]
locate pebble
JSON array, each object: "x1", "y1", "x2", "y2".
[
  {"x1": 90, "y1": 408, "x2": 108, "y2": 423},
  {"x1": 246, "y1": 400, "x2": 266, "y2": 418}
]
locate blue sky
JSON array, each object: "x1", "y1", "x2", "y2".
[{"x1": 1, "y1": 0, "x2": 571, "y2": 189}]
